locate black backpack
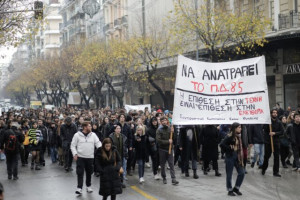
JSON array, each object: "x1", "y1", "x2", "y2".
[{"x1": 6, "y1": 132, "x2": 17, "y2": 151}]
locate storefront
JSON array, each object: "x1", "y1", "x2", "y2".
[{"x1": 283, "y1": 64, "x2": 300, "y2": 109}]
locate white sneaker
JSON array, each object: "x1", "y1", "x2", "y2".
[
  {"x1": 139, "y1": 178, "x2": 143, "y2": 184},
  {"x1": 154, "y1": 174, "x2": 161, "y2": 180},
  {"x1": 86, "y1": 187, "x2": 93, "y2": 193},
  {"x1": 292, "y1": 167, "x2": 298, "y2": 171},
  {"x1": 297, "y1": 168, "x2": 300, "y2": 172},
  {"x1": 75, "y1": 188, "x2": 82, "y2": 195},
  {"x1": 141, "y1": 177, "x2": 145, "y2": 183},
  {"x1": 145, "y1": 163, "x2": 151, "y2": 168}
]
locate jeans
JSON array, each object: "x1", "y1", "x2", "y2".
[
  {"x1": 137, "y1": 159, "x2": 145, "y2": 178},
  {"x1": 252, "y1": 144, "x2": 264, "y2": 166},
  {"x1": 0, "y1": 152, "x2": 6, "y2": 160},
  {"x1": 76, "y1": 157, "x2": 94, "y2": 189},
  {"x1": 159, "y1": 149, "x2": 176, "y2": 180},
  {"x1": 122, "y1": 157, "x2": 127, "y2": 178},
  {"x1": 50, "y1": 147, "x2": 58, "y2": 163},
  {"x1": 6, "y1": 153, "x2": 19, "y2": 178},
  {"x1": 225, "y1": 152, "x2": 245, "y2": 191}
]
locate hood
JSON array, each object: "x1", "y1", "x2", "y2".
[{"x1": 149, "y1": 117, "x2": 158, "y2": 129}]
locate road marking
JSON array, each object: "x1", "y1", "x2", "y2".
[{"x1": 130, "y1": 186, "x2": 158, "y2": 200}]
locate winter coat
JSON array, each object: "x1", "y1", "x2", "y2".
[
  {"x1": 146, "y1": 117, "x2": 158, "y2": 153},
  {"x1": 220, "y1": 133, "x2": 244, "y2": 157},
  {"x1": 117, "y1": 122, "x2": 133, "y2": 148},
  {"x1": 0, "y1": 126, "x2": 25, "y2": 155},
  {"x1": 248, "y1": 124, "x2": 264, "y2": 144},
  {"x1": 263, "y1": 118, "x2": 283, "y2": 145},
  {"x1": 179, "y1": 125, "x2": 200, "y2": 161},
  {"x1": 95, "y1": 146, "x2": 122, "y2": 196},
  {"x1": 134, "y1": 134, "x2": 147, "y2": 160},
  {"x1": 156, "y1": 125, "x2": 176, "y2": 151},
  {"x1": 48, "y1": 127, "x2": 58, "y2": 147},
  {"x1": 241, "y1": 125, "x2": 249, "y2": 148},
  {"x1": 201, "y1": 125, "x2": 219, "y2": 161},
  {"x1": 71, "y1": 131, "x2": 102, "y2": 158},
  {"x1": 38, "y1": 125, "x2": 48, "y2": 145},
  {"x1": 287, "y1": 122, "x2": 300, "y2": 147},
  {"x1": 109, "y1": 132, "x2": 128, "y2": 159},
  {"x1": 60, "y1": 123, "x2": 77, "y2": 149}
]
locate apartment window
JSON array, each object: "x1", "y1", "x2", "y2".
[
  {"x1": 114, "y1": 5, "x2": 118, "y2": 21},
  {"x1": 269, "y1": 0, "x2": 274, "y2": 20}
]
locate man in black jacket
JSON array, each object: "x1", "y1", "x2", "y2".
[
  {"x1": 60, "y1": 117, "x2": 77, "y2": 172},
  {"x1": 0, "y1": 120, "x2": 25, "y2": 180},
  {"x1": 262, "y1": 109, "x2": 283, "y2": 177},
  {"x1": 287, "y1": 112, "x2": 300, "y2": 171}
]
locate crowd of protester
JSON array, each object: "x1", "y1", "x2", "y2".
[{"x1": 0, "y1": 103, "x2": 299, "y2": 198}]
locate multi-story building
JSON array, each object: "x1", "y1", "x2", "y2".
[
  {"x1": 34, "y1": 0, "x2": 62, "y2": 58},
  {"x1": 85, "y1": 1, "x2": 105, "y2": 41},
  {"x1": 59, "y1": 0, "x2": 86, "y2": 46},
  {"x1": 210, "y1": 0, "x2": 300, "y2": 110},
  {"x1": 102, "y1": 0, "x2": 128, "y2": 40}
]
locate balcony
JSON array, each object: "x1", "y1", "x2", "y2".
[
  {"x1": 75, "y1": 25, "x2": 86, "y2": 34},
  {"x1": 102, "y1": 0, "x2": 113, "y2": 6},
  {"x1": 279, "y1": 10, "x2": 300, "y2": 30},
  {"x1": 121, "y1": 15, "x2": 128, "y2": 26},
  {"x1": 103, "y1": 23, "x2": 114, "y2": 35},
  {"x1": 114, "y1": 18, "x2": 122, "y2": 29}
]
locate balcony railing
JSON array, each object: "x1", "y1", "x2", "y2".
[
  {"x1": 121, "y1": 15, "x2": 128, "y2": 26},
  {"x1": 279, "y1": 10, "x2": 300, "y2": 30},
  {"x1": 102, "y1": 0, "x2": 113, "y2": 6},
  {"x1": 103, "y1": 23, "x2": 114, "y2": 34},
  {"x1": 114, "y1": 18, "x2": 122, "y2": 29}
]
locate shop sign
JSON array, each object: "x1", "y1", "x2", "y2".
[{"x1": 285, "y1": 63, "x2": 300, "y2": 74}]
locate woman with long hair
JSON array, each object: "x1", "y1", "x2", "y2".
[
  {"x1": 95, "y1": 138, "x2": 122, "y2": 200},
  {"x1": 220, "y1": 122, "x2": 245, "y2": 196}
]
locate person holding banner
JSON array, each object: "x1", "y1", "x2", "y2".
[
  {"x1": 220, "y1": 122, "x2": 245, "y2": 196},
  {"x1": 156, "y1": 117, "x2": 179, "y2": 185},
  {"x1": 261, "y1": 109, "x2": 283, "y2": 177}
]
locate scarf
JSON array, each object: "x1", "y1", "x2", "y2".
[{"x1": 236, "y1": 134, "x2": 244, "y2": 167}]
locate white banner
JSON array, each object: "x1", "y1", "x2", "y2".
[
  {"x1": 172, "y1": 55, "x2": 271, "y2": 125},
  {"x1": 125, "y1": 104, "x2": 151, "y2": 113}
]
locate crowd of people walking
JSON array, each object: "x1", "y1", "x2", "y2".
[{"x1": 0, "y1": 104, "x2": 299, "y2": 198}]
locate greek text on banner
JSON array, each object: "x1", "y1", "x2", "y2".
[{"x1": 172, "y1": 55, "x2": 271, "y2": 125}]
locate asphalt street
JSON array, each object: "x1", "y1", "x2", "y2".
[{"x1": 0, "y1": 155, "x2": 299, "y2": 200}]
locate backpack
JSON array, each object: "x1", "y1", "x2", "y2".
[{"x1": 6, "y1": 133, "x2": 17, "y2": 151}]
